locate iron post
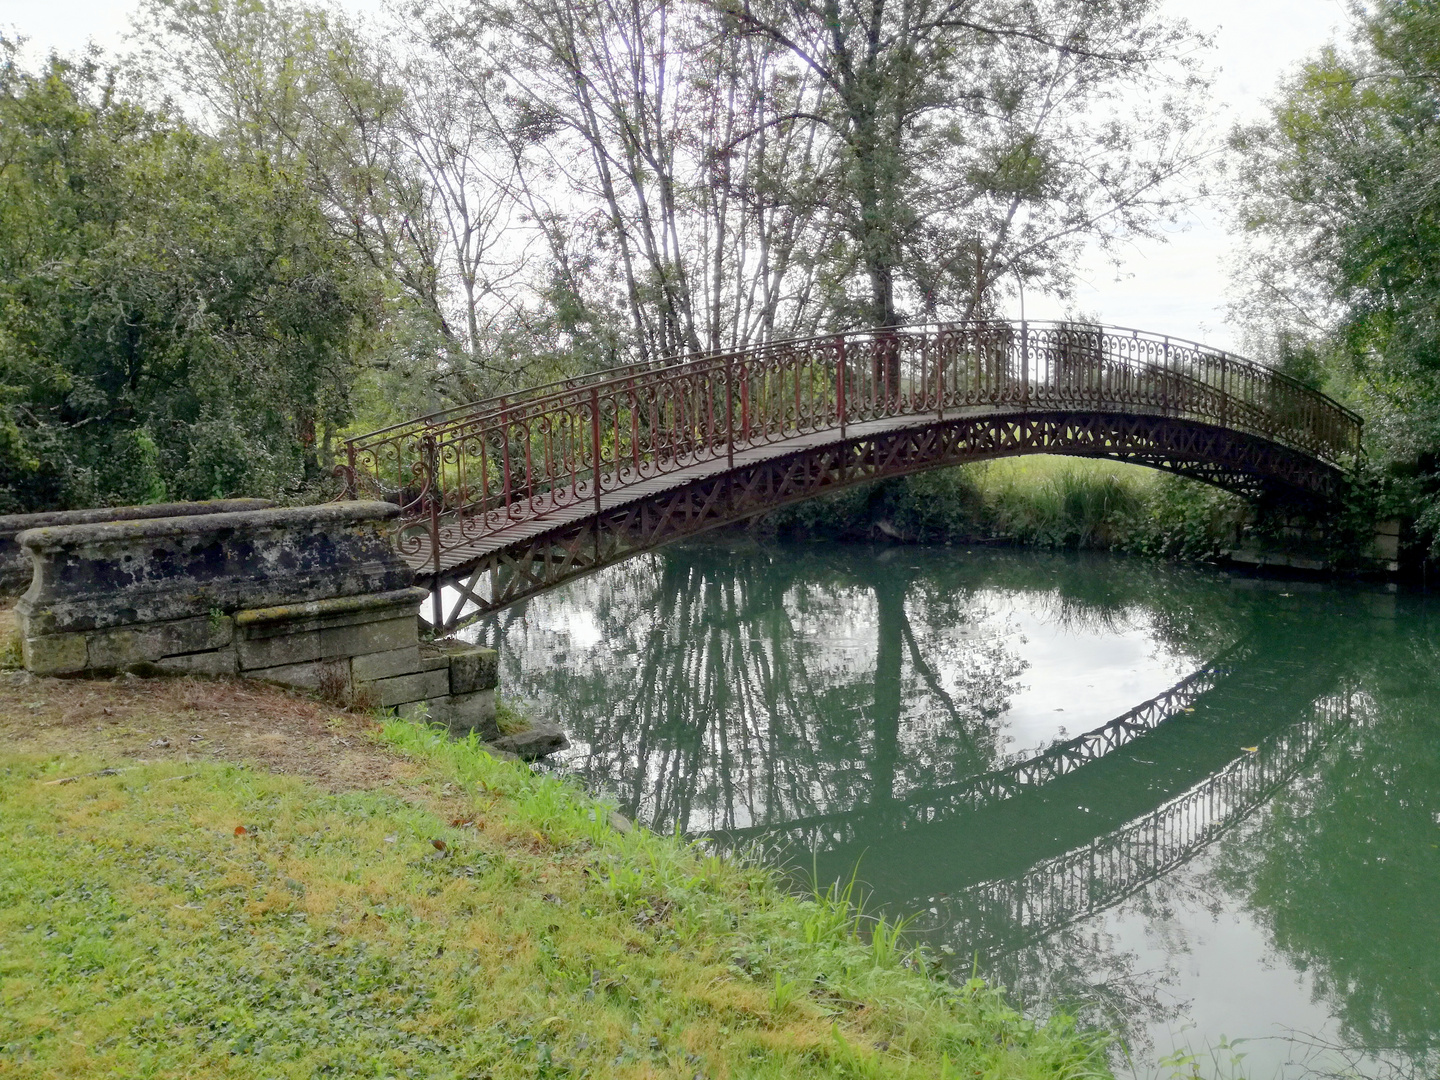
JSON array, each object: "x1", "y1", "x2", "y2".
[
  {"x1": 591, "y1": 386, "x2": 603, "y2": 512},
  {"x1": 726, "y1": 354, "x2": 735, "y2": 470},
  {"x1": 1020, "y1": 320, "x2": 1029, "y2": 405},
  {"x1": 344, "y1": 442, "x2": 357, "y2": 499},
  {"x1": 425, "y1": 434, "x2": 441, "y2": 630}
]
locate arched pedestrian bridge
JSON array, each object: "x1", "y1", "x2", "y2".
[{"x1": 340, "y1": 321, "x2": 1363, "y2": 631}]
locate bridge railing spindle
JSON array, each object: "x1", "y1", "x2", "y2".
[
  {"x1": 591, "y1": 386, "x2": 603, "y2": 512},
  {"x1": 424, "y1": 434, "x2": 441, "y2": 627},
  {"x1": 725, "y1": 356, "x2": 735, "y2": 468},
  {"x1": 1021, "y1": 320, "x2": 1029, "y2": 405}
]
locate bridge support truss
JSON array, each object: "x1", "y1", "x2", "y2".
[{"x1": 426, "y1": 410, "x2": 1346, "y2": 630}]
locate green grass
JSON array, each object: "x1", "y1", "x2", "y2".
[
  {"x1": 971, "y1": 458, "x2": 1150, "y2": 549},
  {"x1": 0, "y1": 718, "x2": 1114, "y2": 1079},
  {"x1": 769, "y1": 454, "x2": 1246, "y2": 560}
]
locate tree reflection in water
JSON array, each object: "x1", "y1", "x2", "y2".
[
  {"x1": 487, "y1": 544, "x2": 1027, "y2": 831},
  {"x1": 1203, "y1": 611, "x2": 1440, "y2": 1077},
  {"x1": 474, "y1": 543, "x2": 1440, "y2": 1078},
  {"x1": 483, "y1": 543, "x2": 1247, "y2": 834}
]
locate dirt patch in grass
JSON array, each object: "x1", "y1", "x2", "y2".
[{"x1": 0, "y1": 603, "x2": 414, "y2": 791}]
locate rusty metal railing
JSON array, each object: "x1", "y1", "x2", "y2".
[{"x1": 340, "y1": 321, "x2": 1364, "y2": 574}]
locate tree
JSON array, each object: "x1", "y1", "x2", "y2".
[
  {"x1": 414, "y1": 0, "x2": 845, "y2": 362},
  {"x1": 708, "y1": 0, "x2": 1210, "y2": 329},
  {"x1": 1230, "y1": 0, "x2": 1440, "y2": 540},
  {"x1": 417, "y1": 0, "x2": 1207, "y2": 366},
  {"x1": 0, "y1": 43, "x2": 375, "y2": 510}
]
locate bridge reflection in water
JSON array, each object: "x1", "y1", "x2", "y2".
[
  {"x1": 711, "y1": 640, "x2": 1254, "y2": 852},
  {"x1": 698, "y1": 610, "x2": 1365, "y2": 958},
  {"x1": 498, "y1": 544, "x2": 1362, "y2": 910},
  {"x1": 912, "y1": 688, "x2": 1364, "y2": 960},
  {"x1": 493, "y1": 546, "x2": 1434, "y2": 1075}
]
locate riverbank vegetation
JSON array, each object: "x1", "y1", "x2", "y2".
[
  {"x1": 0, "y1": 667, "x2": 1112, "y2": 1079},
  {"x1": 0, "y1": 0, "x2": 1207, "y2": 512},
  {"x1": 766, "y1": 457, "x2": 1246, "y2": 562},
  {"x1": 763, "y1": 454, "x2": 1397, "y2": 570},
  {"x1": 1227, "y1": 0, "x2": 1440, "y2": 558}
]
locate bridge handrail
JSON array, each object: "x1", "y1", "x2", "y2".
[
  {"x1": 346, "y1": 320, "x2": 1362, "y2": 450},
  {"x1": 340, "y1": 321, "x2": 1364, "y2": 563}
]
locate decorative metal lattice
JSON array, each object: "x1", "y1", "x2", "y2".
[{"x1": 339, "y1": 321, "x2": 1364, "y2": 631}]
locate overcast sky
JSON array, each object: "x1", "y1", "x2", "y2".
[{"x1": 1, "y1": 0, "x2": 1352, "y2": 352}]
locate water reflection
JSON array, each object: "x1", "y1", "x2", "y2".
[
  {"x1": 487, "y1": 545, "x2": 1239, "y2": 829},
  {"x1": 478, "y1": 543, "x2": 1440, "y2": 1078}
]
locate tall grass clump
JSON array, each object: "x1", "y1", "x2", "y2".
[
  {"x1": 762, "y1": 454, "x2": 1247, "y2": 560},
  {"x1": 982, "y1": 459, "x2": 1147, "y2": 548}
]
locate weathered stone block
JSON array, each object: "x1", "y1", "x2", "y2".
[
  {"x1": 248, "y1": 657, "x2": 352, "y2": 693},
  {"x1": 8, "y1": 501, "x2": 471, "y2": 713},
  {"x1": 87, "y1": 614, "x2": 233, "y2": 671},
  {"x1": 396, "y1": 700, "x2": 429, "y2": 721},
  {"x1": 421, "y1": 640, "x2": 499, "y2": 696},
  {"x1": 236, "y1": 628, "x2": 322, "y2": 671},
  {"x1": 155, "y1": 648, "x2": 239, "y2": 676},
  {"x1": 21, "y1": 632, "x2": 88, "y2": 676},
  {"x1": 16, "y1": 501, "x2": 411, "y2": 636},
  {"x1": 428, "y1": 689, "x2": 498, "y2": 740},
  {"x1": 319, "y1": 617, "x2": 416, "y2": 661},
  {"x1": 236, "y1": 588, "x2": 426, "y2": 640},
  {"x1": 371, "y1": 667, "x2": 449, "y2": 708},
  {"x1": 234, "y1": 588, "x2": 426, "y2": 672},
  {"x1": 0, "y1": 498, "x2": 272, "y2": 598},
  {"x1": 492, "y1": 723, "x2": 569, "y2": 760},
  {"x1": 351, "y1": 646, "x2": 422, "y2": 683}
]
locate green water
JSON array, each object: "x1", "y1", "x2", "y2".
[{"x1": 477, "y1": 542, "x2": 1440, "y2": 1079}]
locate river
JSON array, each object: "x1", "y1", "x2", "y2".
[{"x1": 468, "y1": 540, "x2": 1440, "y2": 1079}]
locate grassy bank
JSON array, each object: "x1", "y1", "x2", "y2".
[
  {"x1": 767, "y1": 456, "x2": 1249, "y2": 561},
  {"x1": 1, "y1": 692, "x2": 1111, "y2": 1079}
]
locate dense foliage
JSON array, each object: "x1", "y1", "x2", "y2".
[
  {"x1": 0, "y1": 0, "x2": 1207, "y2": 514},
  {"x1": 1232, "y1": 0, "x2": 1440, "y2": 550},
  {"x1": 764, "y1": 457, "x2": 1249, "y2": 562},
  {"x1": 12, "y1": 0, "x2": 1433, "y2": 562},
  {"x1": 0, "y1": 46, "x2": 378, "y2": 511}
]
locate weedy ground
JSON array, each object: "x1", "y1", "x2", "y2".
[{"x1": 0, "y1": 615, "x2": 1112, "y2": 1079}]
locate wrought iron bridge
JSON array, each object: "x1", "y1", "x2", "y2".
[{"x1": 340, "y1": 321, "x2": 1364, "y2": 631}]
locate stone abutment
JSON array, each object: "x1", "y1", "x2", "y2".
[{"x1": 10, "y1": 501, "x2": 504, "y2": 740}]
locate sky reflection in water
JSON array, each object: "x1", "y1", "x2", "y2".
[{"x1": 473, "y1": 541, "x2": 1440, "y2": 1080}]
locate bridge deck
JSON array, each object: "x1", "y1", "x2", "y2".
[
  {"x1": 401, "y1": 411, "x2": 950, "y2": 576},
  {"x1": 399, "y1": 404, "x2": 1193, "y2": 579}
]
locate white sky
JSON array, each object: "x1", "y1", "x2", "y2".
[{"x1": 1, "y1": 0, "x2": 1352, "y2": 353}]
